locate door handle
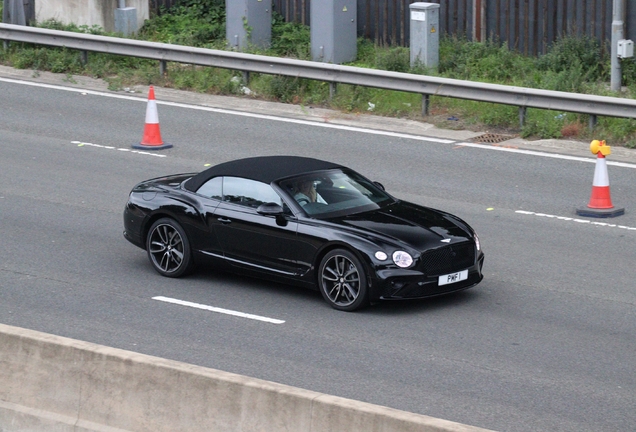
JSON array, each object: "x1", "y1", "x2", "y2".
[{"x1": 217, "y1": 217, "x2": 232, "y2": 224}]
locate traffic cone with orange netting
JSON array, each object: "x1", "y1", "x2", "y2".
[
  {"x1": 576, "y1": 140, "x2": 624, "y2": 218},
  {"x1": 132, "y1": 86, "x2": 172, "y2": 150}
]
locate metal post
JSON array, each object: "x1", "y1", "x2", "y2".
[
  {"x1": 3, "y1": 41, "x2": 9, "y2": 50},
  {"x1": 422, "y1": 94, "x2": 430, "y2": 116},
  {"x1": 518, "y1": 106, "x2": 527, "y2": 127},
  {"x1": 329, "y1": 82, "x2": 337, "y2": 100},
  {"x1": 242, "y1": 71, "x2": 250, "y2": 85},
  {"x1": 589, "y1": 115, "x2": 598, "y2": 130},
  {"x1": 80, "y1": 50, "x2": 88, "y2": 65},
  {"x1": 159, "y1": 60, "x2": 167, "y2": 76},
  {"x1": 611, "y1": 0, "x2": 625, "y2": 91}
]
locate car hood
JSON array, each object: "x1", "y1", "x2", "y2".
[{"x1": 326, "y1": 201, "x2": 473, "y2": 251}]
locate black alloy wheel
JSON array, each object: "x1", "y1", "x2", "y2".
[
  {"x1": 318, "y1": 249, "x2": 369, "y2": 311},
  {"x1": 146, "y1": 218, "x2": 192, "y2": 277}
]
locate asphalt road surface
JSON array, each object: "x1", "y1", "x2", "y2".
[{"x1": 1, "y1": 72, "x2": 635, "y2": 432}]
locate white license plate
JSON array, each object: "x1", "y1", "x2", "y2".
[{"x1": 438, "y1": 270, "x2": 468, "y2": 286}]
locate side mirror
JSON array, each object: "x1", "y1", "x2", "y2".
[
  {"x1": 373, "y1": 181, "x2": 386, "y2": 191},
  {"x1": 257, "y1": 202, "x2": 284, "y2": 216}
]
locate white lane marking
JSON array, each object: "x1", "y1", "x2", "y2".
[
  {"x1": 458, "y1": 142, "x2": 636, "y2": 169},
  {"x1": 5, "y1": 77, "x2": 636, "y2": 167},
  {"x1": 72, "y1": 141, "x2": 167, "y2": 157},
  {"x1": 0, "y1": 77, "x2": 452, "y2": 144},
  {"x1": 516, "y1": 210, "x2": 636, "y2": 231},
  {"x1": 158, "y1": 102, "x2": 456, "y2": 144},
  {"x1": 152, "y1": 296, "x2": 285, "y2": 324}
]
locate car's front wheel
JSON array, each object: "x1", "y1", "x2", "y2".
[
  {"x1": 318, "y1": 249, "x2": 369, "y2": 311},
  {"x1": 146, "y1": 218, "x2": 192, "y2": 277}
]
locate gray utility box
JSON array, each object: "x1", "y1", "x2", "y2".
[
  {"x1": 410, "y1": 2, "x2": 440, "y2": 69},
  {"x1": 311, "y1": 0, "x2": 357, "y2": 64},
  {"x1": 115, "y1": 7, "x2": 138, "y2": 36},
  {"x1": 3, "y1": 0, "x2": 26, "y2": 25},
  {"x1": 226, "y1": 0, "x2": 272, "y2": 50}
]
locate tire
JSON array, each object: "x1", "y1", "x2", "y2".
[
  {"x1": 146, "y1": 218, "x2": 193, "y2": 278},
  {"x1": 318, "y1": 249, "x2": 369, "y2": 311}
]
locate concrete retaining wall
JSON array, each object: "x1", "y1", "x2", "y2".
[
  {"x1": 0, "y1": 324, "x2": 493, "y2": 432},
  {"x1": 35, "y1": 0, "x2": 148, "y2": 33}
]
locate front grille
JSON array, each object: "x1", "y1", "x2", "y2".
[{"x1": 419, "y1": 242, "x2": 475, "y2": 276}]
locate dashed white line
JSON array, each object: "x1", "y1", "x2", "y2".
[
  {"x1": 72, "y1": 141, "x2": 167, "y2": 157},
  {"x1": 516, "y1": 210, "x2": 636, "y2": 231},
  {"x1": 458, "y1": 142, "x2": 636, "y2": 169},
  {"x1": 152, "y1": 296, "x2": 285, "y2": 324}
]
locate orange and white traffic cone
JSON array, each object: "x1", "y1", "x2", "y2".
[
  {"x1": 132, "y1": 86, "x2": 172, "y2": 150},
  {"x1": 576, "y1": 140, "x2": 624, "y2": 218}
]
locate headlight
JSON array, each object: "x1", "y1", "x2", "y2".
[
  {"x1": 392, "y1": 251, "x2": 413, "y2": 268},
  {"x1": 474, "y1": 233, "x2": 481, "y2": 251}
]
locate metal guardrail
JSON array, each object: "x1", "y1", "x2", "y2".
[{"x1": 2, "y1": 22, "x2": 636, "y2": 128}]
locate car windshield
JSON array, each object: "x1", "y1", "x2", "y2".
[{"x1": 279, "y1": 169, "x2": 395, "y2": 217}]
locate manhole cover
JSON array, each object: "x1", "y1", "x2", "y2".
[{"x1": 469, "y1": 133, "x2": 514, "y2": 144}]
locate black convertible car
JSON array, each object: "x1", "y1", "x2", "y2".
[{"x1": 124, "y1": 156, "x2": 484, "y2": 311}]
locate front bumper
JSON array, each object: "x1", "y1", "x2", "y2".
[
  {"x1": 123, "y1": 204, "x2": 146, "y2": 249},
  {"x1": 373, "y1": 253, "x2": 485, "y2": 300}
]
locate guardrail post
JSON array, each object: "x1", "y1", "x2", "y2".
[
  {"x1": 159, "y1": 60, "x2": 167, "y2": 76},
  {"x1": 589, "y1": 114, "x2": 598, "y2": 130},
  {"x1": 329, "y1": 82, "x2": 337, "y2": 100},
  {"x1": 2, "y1": 40, "x2": 8, "y2": 50},
  {"x1": 242, "y1": 71, "x2": 250, "y2": 85},
  {"x1": 518, "y1": 106, "x2": 527, "y2": 127},
  {"x1": 422, "y1": 94, "x2": 430, "y2": 116},
  {"x1": 80, "y1": 50, "x2": 88, "y2": 66}
]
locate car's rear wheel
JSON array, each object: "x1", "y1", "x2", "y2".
[
  {"x1": 318, "y1": 249, "x2": 369, "y2": 311},
  {"x1": 146, "y1": 218, "x2": 192, "y2": 277}
]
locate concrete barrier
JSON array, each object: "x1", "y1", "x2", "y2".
[
  {"x1": 0, "y1": 324, "x2": 494, "y2": 432},
  {"x1": 35, "y1": 0, "x2": 149, "y2": 34}
]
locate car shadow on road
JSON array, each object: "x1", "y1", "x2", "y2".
[
  {"x1": 174, "y1": 265, "x2": 484, "y2": 316},
  {"x1": 190, "y1": 266, "x2": 323, "y2": 298},
  {"x1": 366, "y1": 289, "x2": 482, "y2": 316}
]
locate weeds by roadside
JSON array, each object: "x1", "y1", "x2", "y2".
[{"x1": 2, "y1": 0, "x2": 636, "y2": 145}]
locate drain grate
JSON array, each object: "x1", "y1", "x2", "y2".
[{"x1": 469, "y1": 133, "x2": 514, "y2": 144}]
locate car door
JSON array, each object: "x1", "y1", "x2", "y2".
[
  {"x1": 212, "y1": 177, "x2": 306, "y2": 276},
  {"x1": 190, "y1": 176, "x2": 223, "y2": 258}
]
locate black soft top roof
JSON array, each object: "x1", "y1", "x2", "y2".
[{"x1": 184, "y1": 156, "x2": 343, "y2": 192}]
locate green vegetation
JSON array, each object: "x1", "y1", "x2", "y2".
[{"x1": 2, "y1": 0, "x2": 636, "y2": 145}]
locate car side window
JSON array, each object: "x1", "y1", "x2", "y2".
[
  {"x1": 222, "y1": 177, "x2": 282, "y2": 209},
  {"x1": 196, "y1": 176, "x2": 223, "y2": 200}
]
